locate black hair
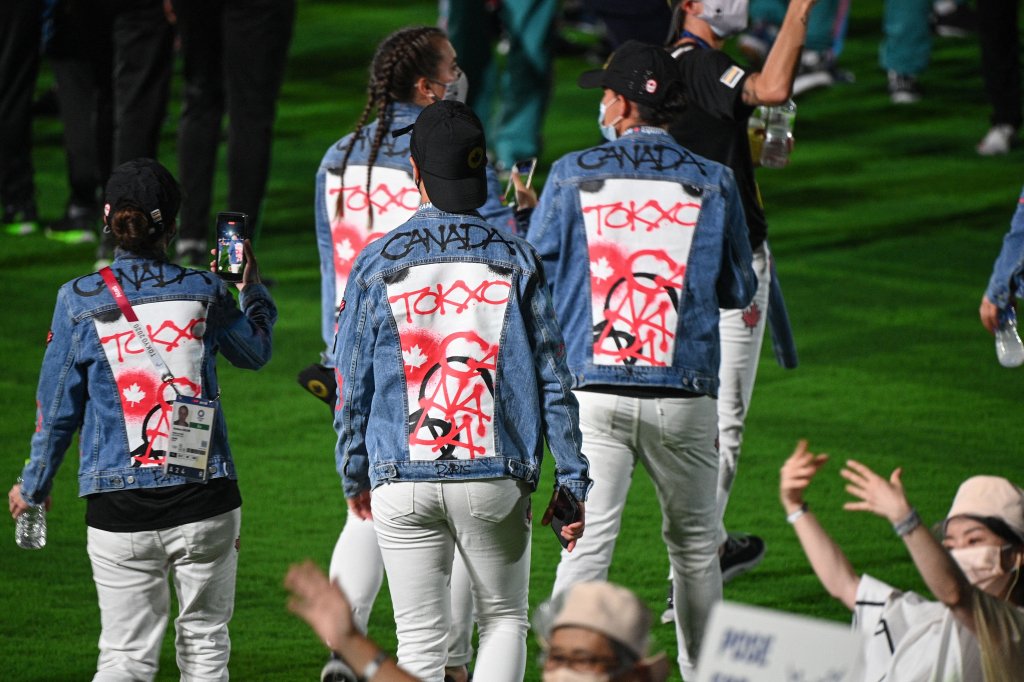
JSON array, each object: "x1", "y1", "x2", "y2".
[
  {"x1": 335, "y1": 26, "x2": 447, "y2": 227},
  {"x1": 108, "y1": 207, "x2": 172, "y2": 260},
  {"x1": 635, "y1": 82, "x2": 687, "y2": 127}
]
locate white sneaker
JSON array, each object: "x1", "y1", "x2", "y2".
[{"x1": 977, "y1": 124, "x2": 1017, "y2": 156}]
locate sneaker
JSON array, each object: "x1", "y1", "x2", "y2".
[
  {"x1": 977, "y1": 124, "x2": 1017, "y2": 156},
  {"x1": 46, "y1": 204, "x2": 98, "y2": 244},
  {"x1": 175, "y1": 239, "x2": 209, "y2": 268},
  {"x1": 791, "y1": 50, "x2": 856, "y2": 98},
  {"x1": 931, "y1": 0, "x2": 976, "y2": 38},
  {"x1": 660, "y1": 579, "x2": 675, "y2": 624},
  {"x1": 887, "y1": 71, "x2": 921, "y2": 105},
  {"x1": 738, "y1": 22, "x2": 779, "y2": 69},
  {"x1": 321, "y1": 655, "x2": 357, "y2": 682},
  {"x1": 298, "y1": 363, "x2": 338, "y2": 408},
  {"x1": 719, "y1": 533, "x2": 766, "y2": 583},
  {"x1": 3, "y1": 201, "x2": 39, "y2": 236}
]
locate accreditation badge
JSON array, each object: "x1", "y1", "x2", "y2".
[{"x1": 164, "y1": 395, "x2": 218, "y2": 483}]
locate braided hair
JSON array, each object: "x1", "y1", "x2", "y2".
[{"x1": 336, "y1": 26, "x2": 447, "y2": 227}]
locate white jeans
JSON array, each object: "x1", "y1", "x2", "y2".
[
  {"x1": 551, "y1": 391, "x2": 721, "y2": 681},
  {"x1": 716, "y1": 243, "x2": 770, "y2": 544},
  {"x1": 372, "y1": 479, "x2": 531, "y2": 682},
  {"x1": 87, "y1": 508, "x2": 241, "y2": 682},
  {"x1": 328, "y1": 511, "x2": 475, "y2": 666}
]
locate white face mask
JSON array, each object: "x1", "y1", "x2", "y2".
[
  {"x1": 598, "y1": 97, "x2": 622, "y2": 142},
  {"x1": 950, "y1": 544, "x2": 1017, "y2": 593},
  {"x1": 543, "y1": 669, "x2": 612, "y2": 682},
  {"x1": 431, "y1": 70, "x2": 469, "y2": 104},
  {"x1": 698, "y1": 0, "x2": 750, "y2": 38}
]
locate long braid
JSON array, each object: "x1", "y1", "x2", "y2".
[{"x1": 335, "y1": 26, "x2": 445, "y2": 228}]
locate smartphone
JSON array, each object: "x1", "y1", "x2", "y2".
[
  {"x1": 504, "y1": 157, "x2": 538, "y2": 203},
  {"x1": 215, "y1": 212, "x2": 250, "y2": 282},
  {"x1": 548, "y1": 485, "x2": 581, "y2": 549}
]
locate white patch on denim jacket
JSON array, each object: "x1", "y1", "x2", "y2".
[
  {"x1": 580, "y1": 178, "x2": 701, "y2": 367},
  {"x1": 326, "y1": 164, "x2": 419, "y2": 309},
  {"x1": 93, "y1": 300, "x2": 209, "y2": 468},
  {"x1": 387, "y1": 262, "x2": 511, "y2": 461}
]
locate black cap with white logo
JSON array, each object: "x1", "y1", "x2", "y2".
[{"x1": 577, "y1": 40, "x2": 680, "y2": 107}]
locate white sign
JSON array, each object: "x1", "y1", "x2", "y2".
[{"x1": 695, "y1": 601, "x2": 864, "y2": 682}]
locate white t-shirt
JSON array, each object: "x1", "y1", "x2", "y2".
[{"x1": 852, "y1": 573, "x2": 983, "y2": 681}]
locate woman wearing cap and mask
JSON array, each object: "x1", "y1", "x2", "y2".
[
  {"x1": 7, "y1": 158, "x2": 276, "y2": 681},
  {"x1": 780, "y1": 440, "x2": 1024, "y2": 682}
]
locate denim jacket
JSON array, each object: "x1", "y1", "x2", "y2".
[
  {"x1": 315, "y1": 102, "x2": 515, "y2": 361},
  {"x1": 333, "y1": 204, "x2": 591, "y2": 501},
  {"x1": 19, "y1": 253, "x2": 277, "y2": 505},
  {"x1": 985, "y1": 186, "x2": 1024, "y2": 311},
  {"x1": 526, "y1": 127, "x2": 756, "y2": 397}
]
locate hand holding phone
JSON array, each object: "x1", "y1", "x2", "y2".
[
  {"x1": 542, "y1": 485, "x2": 584, "y2": 551},
  {"x1": 504, "y1": 157, "x2": 538, "y2": 207},
  {"x1": 214, "y1": 211, "x2": 250, "y2": 282}
]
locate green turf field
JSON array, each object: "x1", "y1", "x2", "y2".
[{"x1": 3, "y1": 1, "x2": 1023, "y2": 679}]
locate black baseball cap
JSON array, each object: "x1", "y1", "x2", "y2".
[
  {"x1": 409, "y1": 101, "x2": 488, "y2": 214},
  {"x1": 578, "y1": 40, "x2": 680, "y2": 106},
  {"x1": 104, "y1": 158, "x2": 181, "y2": 233}
]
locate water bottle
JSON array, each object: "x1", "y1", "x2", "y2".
[
  {"x1": 760, "y1": 99, "x2": 797, "y2": 169},
  {"x1": 14, "y1": 471, "x2": 46, "y2": 550},
  {"x1": 995, "y1": 307, "x2": 1024, "y2": 368}
]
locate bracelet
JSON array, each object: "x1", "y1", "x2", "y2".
[
  {"x1": 786, "y1": 503, "x2": 808, "y2": 524},
  {"x1": 359, "y1": 650, "x2": 388, "y2": 682},
  {"x1": 892, "y1": 508, "x2": 921, "y2": 537}
]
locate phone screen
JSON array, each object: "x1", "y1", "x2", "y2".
[
  {"x1": 215, "y1": 212, "x2": 249, "y2": 282},
  {"x1": 504, "y1": 157, "x2": 538, "y2": 202}
]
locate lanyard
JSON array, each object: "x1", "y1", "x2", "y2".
[
  {"x1": 99, "y1": 266, "x2": 178, "y2": 392},
  {"x1": 679, "y1": 30, "x2": 712, "y2": 51}
]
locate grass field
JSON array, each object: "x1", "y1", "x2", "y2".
[{"x1": 3, "y1": 1, "x2": 1024, "y2": 680}]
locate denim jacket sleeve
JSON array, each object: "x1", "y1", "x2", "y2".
[
  {"x1": 525, "y1": 165, "x2": 568, "y2": 300},
  {"x1": 213, "y1": 283, "x2": 277, "y2": 369},
  {"x1": 480, "y1": 164, "x2": 517, "y2": 234},
  {"x1": 524, "y1": 256, "x2": 592, "y2": 502},
  {"x1": 333, "y1": 265, "x2": 374, "y2": 498},
  {"x1": 985, "y1": 188, "x2": 1024, "y2": 310},
  {"x1": 716, "y1": 170, "x2": 757, "y2": 310},
  {"x1": 21, "y1": 288, "x2": 87, "y2": 505}
]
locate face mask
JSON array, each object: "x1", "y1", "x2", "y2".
[
  {"x1": 543, "y1": 669, "x2": 612, "y2": 682},
  {"x1": 951, "y1": 545, "x2": 1016, "y2": 593},
  {"x1": 598, "y1": 98, "x2": 622, "y2": 142},
  {"x1": 431, "y1": 70, "x2": 468, "y2": 104},
  {"x1": 698, "y1": 0, "x2": 750, "y2": 38}
]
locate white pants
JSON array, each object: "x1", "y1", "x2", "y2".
[
  {"x1": 551, "y1": 392, "x2": 721, "y2": 681},
  {"x1": 372, "y1": 479, "x2": 531, "y2": 682},
  {"x1": 716, "y1": 243, "x2": 771, "y2": 545},
  {"x1": 87, "y1": 508, "x2": 241, "y2": 682},
  {"x1": 328, "y1": 511, "x2": 476, "y2": 666}
]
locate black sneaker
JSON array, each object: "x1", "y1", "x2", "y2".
[
  {"x1": 887, "y1": 71, "x2": 922, "y2": 104},
  {"x1": 719, "y1": 533, "x2": 766, "y2": 583},
  {"x1": 660, "y1": 578, "x2": 675, "y2": 624},
  {"x1": 298, "y1": 363, "x2": 338, "y2": 409},
  {"x1": 46, "y1": 204, "x2": 99, "y2": 244},
  {"x1": 3, "y1": 201, "x2": 39, "y2": 236},
  {"x1": 321, "y1": 654, "x2": 357, "y2": 682},
  {"x1": 931, "y1": 0, "x2": 976, "y2": 38}
]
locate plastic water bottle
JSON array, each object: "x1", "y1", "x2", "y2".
[
  {"x1": 760, "y1": 99, "x2": 797, "y2": 169},
  {"x1": 14, "y1": 474, "x2": 46, "y2": 550},
  {"x1": 995, "y1": 307, "x2": 1024, "y2": 368}
]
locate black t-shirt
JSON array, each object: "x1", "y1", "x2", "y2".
[
  {"x1": 86, "y1": 476, "x2": 242, "y2": 532},
  {"x1": 668, "y1": 45, "x2": 768, "y2": 251}
]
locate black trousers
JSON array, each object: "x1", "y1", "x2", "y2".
[
  {"x1": 0, "y1": 0, "x2": 41, "y2": 208},
  {"x1": 49, "y1": 0, "x2": 173, "y2": 210},
  {"x1": 172, "y1": 0, "x2": 296, "y2": 242},
  {"x1": 978, "y1": 0, "x2": 1021, "y2": 129}
]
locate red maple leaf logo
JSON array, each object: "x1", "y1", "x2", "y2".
[{"x1": 741, "y1": 302, "x2": 762, "y2": 330}]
